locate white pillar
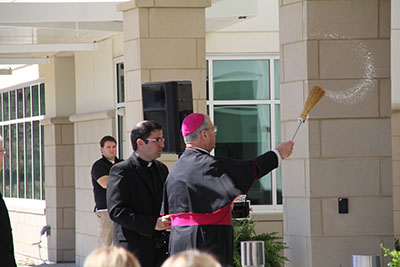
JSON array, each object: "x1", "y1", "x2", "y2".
[{"x1": 41, "y1": 56, "x2": 76, "y2": 262}]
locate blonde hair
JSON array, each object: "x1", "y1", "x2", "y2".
[
  {"x1": 161, "y1": 250, "x2": 221, "y2": 267},
  {"x1": 84, "y1": 246, "x2": 141, "y2": 267}
]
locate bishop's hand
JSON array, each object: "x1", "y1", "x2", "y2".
[{"x1": 276, "y1": 141, "x2": 294, "y2": 159}]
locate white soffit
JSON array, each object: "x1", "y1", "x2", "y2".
[
  {"x1": 0, "y1": 2, "x2": 125, "y2": 55},
  {"x1": 0, "y1": 2, "x2": 123, "y2": 23},
  {"x1": 206, "y1": 0, "x2": 257, "y2": 32},
  {"x1": 0, "y1": 43, "x2": 98, "y2": 53},
  {"x1": 0, "y1": 58, "x2": 50, "y2": 64}
]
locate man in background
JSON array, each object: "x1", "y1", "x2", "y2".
[
  {"x1": 107, "y1": 121, "x2": 170, "y2": 267},
  {"x1": 0, "y1": 136, "x2": 17, "y2": 266},
  {"x1": 91, "y1": 135, "x2": 122, "y2": 247},
  {"x1": 161, "y1": 113, "x2": 294, "y2": 266}
]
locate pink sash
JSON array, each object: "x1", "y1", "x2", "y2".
[{"x1": 170, "y1": 205, "x2": 232, "y2": 226}]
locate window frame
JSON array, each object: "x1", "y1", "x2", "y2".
[
  {"x1": 113, "y1": 57, "x2": 125, "y2": 160},
  {"x1": 0, "y1": 80, "x2": 45, "y2": 200},
  {"x1": 206, "y1": 53, "x2": 282, "y2": 212}
]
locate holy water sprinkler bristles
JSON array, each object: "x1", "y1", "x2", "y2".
[{"x1": 291, "y1": 85, "x2": 326, "y2": 141}]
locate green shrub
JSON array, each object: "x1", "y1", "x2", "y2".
[
  {"x1": 381, "y1": 243, "x2": 400, "y2": 267},
  {"x1": 233, "y1": 218, "x2": 288, "y2": 267}
]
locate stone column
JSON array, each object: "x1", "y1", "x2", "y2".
[
  {"x1": 392, "y1": 0, "x2": 400, "y2": 241},
  {"x1": 118, "y1": 0, "x2": 210, "y2": 166},
  {"x1": 41, "y1": 56, "x2": 76, "y2": 262},
  {"x1": 42, "y1": 117, "x2": 75, "y2": 262},
  {"x1": 279, "y1": 0, "x2": 392, "y2": 266}
]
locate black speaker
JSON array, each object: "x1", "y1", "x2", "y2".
[{"x1": 142, "y1": 81, "x2": 193, "y2": 154}]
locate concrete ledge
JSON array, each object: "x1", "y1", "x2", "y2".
[
  {"x1": 41, "y1": 117, "x2": 71, "y2": 126},
  {"x1": 69, "y1": 110, "x2": 114, "y2": 123},
  {"x1": 154, "y1": 0, "x2": 211, "y2": 8},
  {"x1": 5, "y1": 198, "x2": 46, "y2": 215},
  {"x1": 118, "y1": 0, "x2": 211, "y2": 11},
  {"x1": 252, "y1": 212, "x2": 283, "y2": 221},
  {"x1": 118, "y1": 0, "x2": 154, "y2": 11}
]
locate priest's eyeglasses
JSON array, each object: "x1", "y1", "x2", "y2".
[{"x1": 145, "y1": 137, "x2": 165, "y2": 144}]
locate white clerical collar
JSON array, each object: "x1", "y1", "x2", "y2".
[
  {"x1": 186, "y1": 147, "x2": 210, "y2": 154},
  {"x1": 135, "y1": 152, "x2": 153, "y2": 167}
]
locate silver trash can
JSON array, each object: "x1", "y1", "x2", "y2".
[
  {"x1": 241, "y1": 241, "x2": 265, "y2": 267},
  {"x1": 352, "y1": 255, "x2": 381, "y2": 267}
]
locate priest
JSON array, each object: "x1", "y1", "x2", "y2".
[{"x1": 161, "y1": 113, "x2": 294, "y2": 266}]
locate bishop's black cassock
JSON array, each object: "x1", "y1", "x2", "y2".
[{"x1": 161, "y1": 147, "x2": 279, "y2": 267}]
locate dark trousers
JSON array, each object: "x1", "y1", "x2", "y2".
[
  {"x1": 0, "y1": 195, "x2": 16, "y2": 267},
  {"x1": 115, "y1": 231, "x2": 169, "y2": 267},
  {"x1": 170, "y1": 225, "x2": 233, "y2": 267}
]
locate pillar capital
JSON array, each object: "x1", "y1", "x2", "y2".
[{"x1": 41, "y1": 116, "x2": 72, "y2": 126}]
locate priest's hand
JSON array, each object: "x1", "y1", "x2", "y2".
[
  {"x1": 155, "y1": 215, "x2": 171, "y2": 230},
  {"x1": 276, "y1": 141, "x2": 294, "y2": 159}
]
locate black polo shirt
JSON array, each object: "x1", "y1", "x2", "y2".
[{"x1": 91, "y1": 155, "x2": 122, "y2": 211}]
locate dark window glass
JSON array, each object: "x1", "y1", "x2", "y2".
[
  {"x1": 18, "y1": 123, "x2": 24, "y2": 198},
  {"x1": 24, "y1": 87, "x2": 31, "y2": 117},
  {"x1": 213, "y1": 60, "x2": 270, "y2": 100},
  {"x1": 274, "y1": 60, "x2": 280, "y2": 100},
  {"x1": 3, "y1": 92, "x2": 9, "y2": 121},
  {"x1": 17, "y1": 89, "x2": 24, "y2": 119},
  {"x1": 10, "y1": 91, "x2": 16, "y2": 120},
  {"x1": 40, "y1": 83, "x2": 45, "y2": 115},
  {"x1": 206, "y1": 60, "x2": 209, "y2": 100},
  {"x1": 1, "y1": 83, "x2": 46, "y2": 200},
  {"x1": 32, "y1": 85, "x2": 39, "y2": 116},
  {"x1": 25, "y1": 122, "x2": 32, "y2": 199},
  {"x1": 117, "y1": 114, "x2": 124, "y2": 159},
  {"x1": 4, "y1": 125, "x2": 10, "y2": 197},
  {"x1": 11, "y1": 124, "x2": 17, "y2": 198},
  {"x1": 214, "y1": 105, "x2": 272, "y2": 204},
  {"x1": 116, "y1": 63, "x2": 125, "y2": 103},
  {"x1": 275, "y1": 104, "x2": 282, "y2": 204},
  {"x1": 41, "y1": 125, "x2": 44, "y2": 200},
  {"x1": 33, "y1": 121, "x2": 40, "y2": 199}
]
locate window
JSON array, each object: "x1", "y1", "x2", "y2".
[
  {"x1": 115, "y1": 61, "x2": 125, "y2": 159},
  {"x1": 206, "y1": 55, "x2": 281, "y2": 210},
  {"x1": 0, "y1": 82, "x2": 45, "y2": 200}
]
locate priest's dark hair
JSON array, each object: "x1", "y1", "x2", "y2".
[
  {"x1": 130, "y1": 120, "x2": 163, "y2": 150},
  {"x1": 183, "y1": 114, "x2": 209, "y2": 144}
]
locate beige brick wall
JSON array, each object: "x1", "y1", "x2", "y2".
[
  {"x1": 74, "y1": 39, "x2": 116, "y2": 115},
  {"x1": 253, "y1": 213, "x2": 284, "y2": 238},
  {"x1": 43, "y1": 118, "x2": 76, "y2": 262},
  {"x1": 7, "y1": 200, "x2": 48, "y2": 260},
  {"x1": 70, "y1": 112, "x2": 115, "y2": 266},
  {"x1": 280, "y1": 1, "x2": 393, "y2": 266}
]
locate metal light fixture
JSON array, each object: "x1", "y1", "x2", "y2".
[
  {"x1": 0, "y1": 58, "x2": 51, "y2": 64},
  {"x1": 0, "y1": 68, "x2": 12, "y2": 75},
  {"x1": 0, "y1": 42, "x2": 98, "y2": 53}
]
